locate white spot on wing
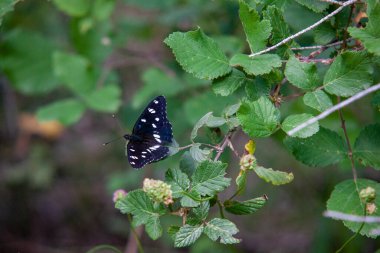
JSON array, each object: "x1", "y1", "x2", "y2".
[
  {"x1": 155, "y1": 117, "x2": 159, "y2": 122},
  {"x1": 142, "y1": 151, "x2": 147, "y2": 154},
  {"x1": 153, "y1": 134, "x2": 160, "y2": 138},
  {"x1": 141, "y1": 118, "x2": 146, "y2": 122},
  {"x1": 148, "y1": 108, "x2": 156, "y2": 113},
  {"x1": 155, "y1": 138, "x2": 162, "y2": 143},
  {"x1": 152, "y1": 123, "x2": 157, "y2": 128},
  {"x1": 154, "y1": 100, "x2": 158, "y2": 104},
  {"x1": 130, "y1": 149, "x2": 135, "y2": 152},
  {"x1": 142, "y1": 155, "x2": 146, "y2": 158},
  {"x1": 130, "y1": 162, "x2": 135, "y2": 165}
]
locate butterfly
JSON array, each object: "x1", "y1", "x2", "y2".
[{"x1": 124, "y1": 95, "x2": 173, "y2": 169}]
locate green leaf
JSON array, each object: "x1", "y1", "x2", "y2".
[
  {"x1": 174, "y1": 225, "x2": 204, "y2": 247},
  {"x1": 92, "y1": 0, "x2": 116, "y2": 21},
  {"x1": 206, "y1": 115, "x2": 227, "y2": 128},
  {"x1": 253, "y1": 166, "x2": 294, "y2": 185},
  {"x1": 180, "y1": 151, "x2": 198, "y2": 178},
  {"x1": 281, "y1": 113, "x2": 319, "y2": 138},
  {"x1": 237, "y1": 96, "x2": 280, "y2": 137},
  {"x1": 52, "y1": 0, "x2": 90, "y2": 16},
  {"x1": 167, "y1": 226, "x2": 180, "y2": 240},
  {"x1": 238, "y1": 0, "x2": 271, "y2": 52},
  {"x1": 263, "y1": 6, "x2": 293, "y2": 55},
  {"x1": 235, "y1": 170, "x2": 247, "y2": 195},
  {"x1": 348, "y1": 0, "x2": 380, "y2": 56},
  {"x1": 180, "y1": 192, "x2": 201, "y2": 208},
  {"x1": 165, "y1": 168, "x2": 190, "y2": 198},
  {"x1": 353, "y1": 124, "x2": 380, "y2": 170},
  {"x1": 191, "y1": 112, "x2": 213, "y2": 141},
  {"x1": 285, "y1": 56, "x2": 320, "y2": 90},
  {"x1": 204, "y1": 218, "x2": 240, "y2": 244},
  {"x1": 164, "y1": 28, "x2": 231, "y2": 80},
  {"x1": 294, "y1": 0, "x2": 329, "y2": 13},
  {"x1": 223, "y1": 103, "x2": 241, "y2": 117},
  {"x1": 53, "y1": 51, "x2": 96, "y2": 94},
  {"x1": 230, "y1": 54, "x2": 282, "y2": 76},
  {"x1": 313, "y1": 23, "x2": 336, "y2": 45},
  {"x1": 115, "y1": 190, "x2": 165, "y2": 240},
  {"x1": 0, "y1": 0, "x2": 19, "y2": 26},
  {"x1": 224, "y1": 196, "x2": 267, "y2": 215},
  {"x1": 327, "y1": 179, "x2": 380, "y2": 238},
  {"x1": 284, "y1": 127, "x2": 347, "y2": 167},
  {"x1": 323, "y1": 51, "x2": 373, "y2": 97},
  {"x1": 36, "y1": 99, "x2": 85, "y2": 126},
  {"x1": 84, "y1": 84, "x2": 121, "y2": 112},
  {"x1": 192, "y1": 160, "x2": 231, "y2": 196},
  {"x1": 187, "y1": 201, "x2": 210, "y2": 225},
  {"x1": 245, "y1": 77, "x2": 271, "y2": 101},
  {"x1": 303, "y1": 90, "x2": 333, "y2": 112},
  {"x1": 132, "y1": 68, "x2": 183, "y2": 108},
  {"x1": 212, "y1": 69, "x2": 248, "y2": 96},
  {"x1": 0, "y1": 30, "x2": 58, "y2": 94},
  {"x1": 190, "y1": 144, "x2": 212, "y2": 163},
  {"x1": 372, "y1": 91, "x2": 380, "y2": 110}
]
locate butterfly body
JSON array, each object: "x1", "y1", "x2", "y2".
[{"x1": 125, "y1": 96, "x2": 173, "y2": 169}]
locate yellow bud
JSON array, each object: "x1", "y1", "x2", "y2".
[
  {"x1": 366, "y1": 203, "x2": 377, "y2": 215},
  {"x1": 239, "y1": 154, "x2": 257, "y2": 171},
  {"x1": 244, "y1": 140, "x2": 256, "y2": 155}
]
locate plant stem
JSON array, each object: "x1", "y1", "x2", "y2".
[
  {"x1": 126, "y1": 214, "x2": 144, "y2": 253},
  {"x1": 216, "y1": 196, "x2": 225, "y2": 219},
  {"x1": 335, "y1": 207, "x2": 366, "y2": 253},
  {"x1": 337, "y1": 97, "x2": 358, "y2": 187}
]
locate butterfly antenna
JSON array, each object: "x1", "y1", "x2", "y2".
[
  {"x1": 102, "y1": 136, "x2": 124, "y2": 146},
  {"x1": 112, "y1": 114, "x2": 125, "y2": 135}
]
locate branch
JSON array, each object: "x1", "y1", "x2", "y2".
[
  {"x1": 324, "y1": 210, "x2": 380, "y2": 223},
  {"x1": 291, "y1": 40, "x2": 350, "y2": 51},
  {"x1": 287, "y1": 83, "x2": 380, "y2": 136},
  {"x1": 249, "y1": 0, "x2": 357, "y2": 57}
]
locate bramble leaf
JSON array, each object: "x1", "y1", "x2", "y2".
[
  {"x1": 237, "y1": 96, "x2": 280, "y2": 137},
  {"x1": 212, "y1": 69, "x2": 248, "y2": 96},
  {"x1": 0, "y1": 0, "x2": 19, "y2": 26},
  {"x1": 115, "y1": 190, "x2": 165, "y2": 240},
  {"x1": 303, "y1": 90, "x2": 333, "y2": 112},
  {"x1": 281, "y1": 113, "x2": 319, "y2": 138},
  {"x1": 285, "y1": 56, "x2": 320, "y2": 90},
  {"x1": 190, "y1": 144, "x2": 212, "y2": 162},
  {"x1": 253, "y1": 166, "x2": 294, "y2": 185},
  {"x1": 164, "y1": 28, "x2": 231, "y2": 79},
  {"x1": 204, "y1": 218, "x2": 240, "y2": 244},
  {"x1": 224, "y1": 196, "x2": 267, "y2": 215},
  {"x1": 327, "y1": 179, "x2": 380, "y2": 238},
  {"x1": 284, "y1": 127, "x2": 347, "y2": 167},
  {"x1": 174, "y1": 225, "x2": 204, "y2": 247},
  {"x1": 191, "y1": 112, "x2": 213, "y2": 141},
  {"x1": 295, "y1": 0, "x2": 329, "y2": 13},
  {"x1": 187, "y1": 201, "x2": 210, "y2": 225},
  {"x1": 52, "y1": 0, "x2": 90, "y2": 17},
  {"x1": 230, "y1": 54, "x2": 282, "y2": 76},
  {"x1": 191, "y1": 160, "x2": 231, "y2": 196},
  {"x1": 353, "y1": 124, "x2": 380, "y2": 170},
  {"x1": 165, "y1": 168, "x2": 190, "y2": 198},
  {"x1": 238, "y1": 0, "x2": 271, "y2": 52},
  {"x1": 323, "y1": 51, "x2": 372, "y2": 97}
]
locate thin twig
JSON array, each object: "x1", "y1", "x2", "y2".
[
  {"x1": 126, "y1": 214, "x2": 144, "y2": 253},
  {"x1": 291, "y1": 40, "x2": 348, "y2": 51},
  {"x1": 214, "y1": 133, "x2": 232, "y2": 161},
  {"x1": 298, "y1": 57, "x2": 334, "y2": 64},
  {"x1": 249, "y1": 0, "x2": 357, "y2": 57},
  {"x1": 337, "y1": 97, "x2": 357, "y2": 184},
  {"x1": 343, "y1": 4, "x2": 355, "y2": 49},
  {"x1": 320, "y1": 0, "x2": 344, "y2": 5},
  {"x1": 323, "y1": 210, "x2": 380, "y2": 223},
  {"x1": 287, "y1": 83, "x2": 380, "y2": 136}
]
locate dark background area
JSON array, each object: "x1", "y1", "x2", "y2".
[{"x1": 0, "y1": 0, "x2": 380, "y2": 252}]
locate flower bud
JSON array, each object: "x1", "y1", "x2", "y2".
[
  {"x1": 360, "y1": 187, "x2": 376, "y2": 203},
  {"x1": 113, "y1": 189, "x2": 127, "y2": 203},
  {"x1": 366, "y1": 203, "x2": 377, "y2": 215},
  {"x1": 239, "y1": 154, "x2": 257, "y2": 171},
  {"x1": 143, "y1": 178, "x2": 173, "y2": 205}
]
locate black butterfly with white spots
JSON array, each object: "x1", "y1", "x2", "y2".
[{"x1": 124, "y1": 95, "x2": 173, "y2": 169}]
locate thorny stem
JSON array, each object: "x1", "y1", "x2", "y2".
[
  {"x1": 291, "y1": 39, "x2": 352, "y2": 51},
  {"x1": 249, "y1": 0, "x2": 358, "y2": 57},
  {"x1": 342, "y1": 4, "x2": 355, "y2": 49},
  {"x1": 178, "y1": 143, "x2": 221, "y2": 151},
  {"x1": 214, "y1": 132, "x2": 234, "y2": 161},
  {"x1": 337, "y1": 97, "x2": 358, "y2": 187}
]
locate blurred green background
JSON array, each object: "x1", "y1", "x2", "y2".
[{"x1": 0, "y1": 0, "x2": 379, "y2": 252}]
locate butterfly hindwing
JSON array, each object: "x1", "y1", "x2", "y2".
[{"x1": 127, "y1": 95, "x2": 173, "y2": 169}]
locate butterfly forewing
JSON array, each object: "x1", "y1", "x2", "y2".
[{"x1": 127, "y1": 95, "x2": 173, "y2": 169}]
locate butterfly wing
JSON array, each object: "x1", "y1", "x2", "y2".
[
  {"x1": 127, "y1": 141, "x2": 169, "y2": 169},
  {"x1": 127, "y1": 95, "x2": 173, "y2": 169}
]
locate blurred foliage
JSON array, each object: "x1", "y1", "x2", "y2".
[{"x1": 1, "y1": 0, "x2": 380, "y2": 252}]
